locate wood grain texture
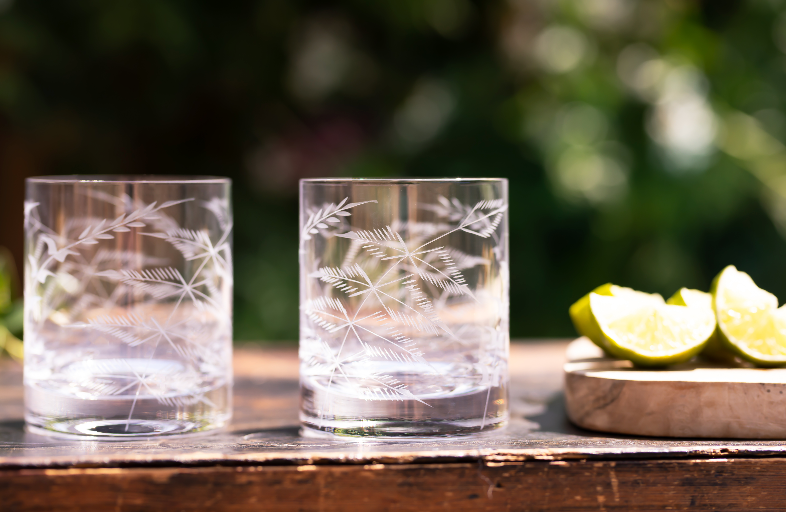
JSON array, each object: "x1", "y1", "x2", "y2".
[
  {"x1": 5, "y1": 458, "x2": 786, "y2": 511},
  {"x1": 565, "y1": 337, "x2": 786, "y2": 438}
]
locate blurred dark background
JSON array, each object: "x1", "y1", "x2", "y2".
[{"x1": 2, "y1": 0, "x2": 786, "y2": 342}]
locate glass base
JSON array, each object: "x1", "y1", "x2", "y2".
[
  {"x1": 300, "y1": 416, "x2": 508, "y2": 438},
  {"x1": 25, "y1": 380, "x2": 231, "y2": 439},
  {"x1": 25, "y1": 419, "x2": 231, "y2": 440},
  {"x1": 300, "y1": 379, "x2": 508, "y2": 438}
]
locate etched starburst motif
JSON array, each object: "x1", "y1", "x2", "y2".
[
  {"x1": 24, "y1": 191, "x2": 233, "y2": 432},
  {"x1": 300, "y1": 193, "x2": 509, "y2": 427}
]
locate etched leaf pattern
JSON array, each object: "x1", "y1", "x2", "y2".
[
  {"x1": 24, "y1": 195, "x2": 232, "y2": 415},
  {"x1": 299, "y1": 198, "x2": 379, "y2": 251},
  {"x1": 301, "y1": 195, "x2": 508, "y2": 417}
]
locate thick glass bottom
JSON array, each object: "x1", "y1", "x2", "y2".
[
  {"x1": 25, "y1": 380, "x2": 231, "y2": 439},
  {"x1": 300, "y1": 416, "x2": 508, "y2": 438},
  {"x1": 300, "y1": 378, "x2": 508, "y2": 438}
]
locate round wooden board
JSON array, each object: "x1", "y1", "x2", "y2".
[{"x1": 564, "y1": 337, "x2": 786, "y2": 439}]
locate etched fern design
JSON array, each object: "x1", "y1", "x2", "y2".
[
  {"x1": 299, "y1": 197, "x2": 378, "y2": 252},
  {"x1": 24, "y1": 192, "x2": 232, "y2": 425},
  {"x1": 300, "y1": 194, "x2": 508, "y2": 425}
]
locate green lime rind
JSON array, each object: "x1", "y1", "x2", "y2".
[
  {"x1": 712, "y1": 265, "x2": 786, "y2": 367},
  {"x1": 569, "y1": 283, "x2": 614, "y2": 355}
]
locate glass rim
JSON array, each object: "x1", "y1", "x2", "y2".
[
  {"x1": 26, "y1": 175, "x2": 231, "y2": 184},
  {"x1": 300, "y1": 177, "x2": 507, "y2": 184}
]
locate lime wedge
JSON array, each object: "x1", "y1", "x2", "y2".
[
  {"x1": 570, "y1": 284, "x2": 664, "y2": 355},
  {"x1": 713, "y1": 265, "x2": 786, "y2": 366},
  {"x1": 589, "y1": 293, "x2": 716, "y2": 366},
  {"x1": 668, "y1": 287, "x2": 729, "y2": 362}
]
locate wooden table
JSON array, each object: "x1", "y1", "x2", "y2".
[{"x1": 3, "y1": 341, "x2": 786, "y2": 511}]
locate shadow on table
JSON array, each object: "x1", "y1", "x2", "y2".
[
  {"x1": 0, "y1": 392, "x2": 690, "y2": 449},
  {"x1": 0, "y1": 420, "x2": 25, "y2": 443},
  {"x1": 233, "y1": 391, "x2": 630, "y2": 447},
  {"x1": 526, "y1": 393, "x2": 603, "y2": 437},
  {"x1": 0, "y1": 419, "x2": 70, "y2": 445}
]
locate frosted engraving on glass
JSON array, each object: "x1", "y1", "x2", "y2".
[
  {"x1": 300, "y1": 184, "x2": 509, "y2": 436},
  {"x1": 24, "y1": 188, "x2": 232, "y2": 437}
]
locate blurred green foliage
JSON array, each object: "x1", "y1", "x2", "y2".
[
  {"x1": 3, "y1": 0, "x2": 786, "y2": 341},
  {"x1": 0, "y1": 249, "x2": 23, "y2": 358}
]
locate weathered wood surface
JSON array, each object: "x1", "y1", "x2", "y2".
[
  {"x1": 565, "y1": 337, "x2": 786, "y2": 438},
  {"x1": 6, "y1": 458, "x2": 786, "y2": 511},
  {"x1": 2, "y1": 341, "x2": 786, "y2": 511}
]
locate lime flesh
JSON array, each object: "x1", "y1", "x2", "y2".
[
  {"x1": 713, "y1": 265, "x2": 786, "y2": 366},
  {"x1": 570, "y1": 284, "x2": 663, "y2": 355},
  {"x1": 590, "y1": 293, "x2": 716, "y2": 366},
  {"x1": 667, "y1": 288, "x2": 725, "y2": 361}
]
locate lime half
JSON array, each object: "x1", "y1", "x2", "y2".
[
  {"x1": 589, "y1": 293, "x2": 716, "y2": 366},
  {"x1": 570, "y1": 284, "x2": 664, "y2": 354},
  {"x1": 713, "y1": 265, "x2": 786, "y2": 366}
]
